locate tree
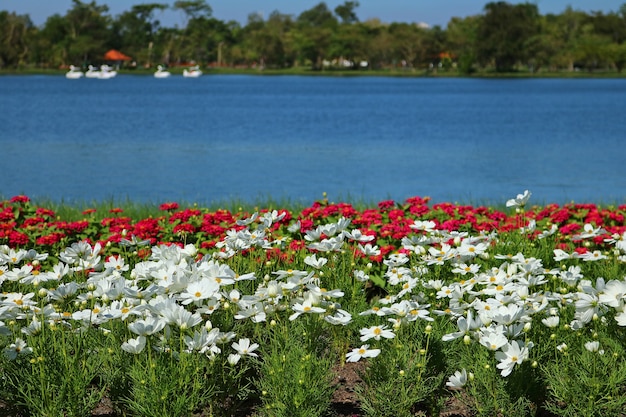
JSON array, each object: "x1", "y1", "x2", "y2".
[
  {"x1": 362, "y1": 19, "x2": 394, "y2": 69},
  {"x1": 328, "y1": 23, "x2": 368, "y2": 67},
  {"x1": 297, "y1": 2, "x2": 337, "y2": 29},
  {"x1": 334, "y1": 1, "x2": 360, "y2": 24},
  {"x1": 64, "y1": 0, "x2": 112, "y2": 64},
  {"x1": 476, "y1": 1, "x2": 540, "y2": 71},
  {"x1": 294, "y1": 3, "x2": 338, "y2": 68},
  {"x1": 110, "y1": 3, "x2": 168, "y2": 66},
  {"x1": 172, "y1": 0, "x2": 212, "y2": 64},
  {"x1": 446, "y1": 16, "x2": 480, "y2": 73},
  {"x1": 549, "y1": 7, "x2": 588, "y2": 71},
  {"x1": 388, "y1": 23, "x2": 427, "y2": 69},
  {"x1": 0, "y1": 11, "x2": 34, "y2": 68},
  {"x1": 173, "y1": 0, "x2": 212, "y2": 21}
]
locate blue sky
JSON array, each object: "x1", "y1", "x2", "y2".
[{"x1": 5, "y1": 0, "x2": 624, "y2": 28}]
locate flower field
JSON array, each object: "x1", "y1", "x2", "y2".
[{"x1": 1, "y1": 192, "x2": 626, "y2": 417}]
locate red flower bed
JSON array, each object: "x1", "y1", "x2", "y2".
[{"x1": 1, "y1": 196, "x2": 625, "y2": 258}]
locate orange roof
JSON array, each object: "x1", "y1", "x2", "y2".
[{"x1": 104, "y1": 49, "x2": 132, "y2": 61}]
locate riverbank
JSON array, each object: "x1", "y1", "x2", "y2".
[{"x1": 2, "y1": 65, "x2": 626, "y2": 78}]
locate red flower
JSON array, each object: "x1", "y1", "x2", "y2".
[
  {"x1": 0, "y1": 207, "x2": 15, "y2": 222},
  {"x1": 173, "y1": 223, "x2": 196, "y2": 234},
  {"x1": 159, "y1": 202, "x2": 179, "y2": 211},
  {"x1": 36, "y1": 232, "x2": 66, "y2": 246},
  {"x1": 35, "y1": 208, "x2": 56, "y2": 218},
  {"x1": 377, "y1": 200, "x2": 396, "y2": 211},
  {"x1": 8, "y1": 230, "x2": 29, "y2": 246},
  {"x1": 10, "y1": 195, "x2": 30, "y2": 203},
  {"x1": 169, "y1": 209, "x2": 201, "y2": 223}
]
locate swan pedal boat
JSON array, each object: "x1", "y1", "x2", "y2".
[
  {"x1": 98, "y1": 65, "x2": 117, "y2": 79},
  {"x1": 154, "y1": 65, "x2": 171, "y2": 78},
  {"x1": 65, "y1": 65, "x2": 84, "y2": 79},
  {"x1": 85, "y1": 65, "x2": 117, "y2": 79},
  {"x1": 183, "y1": 66, "x2": 202, "y2": 78}
]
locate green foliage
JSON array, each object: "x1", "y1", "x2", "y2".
[
  {"x1": 255, "y1": 320, "x2": 336, "y2": 417},
  {"x1": 0, "y1": 323, "x2": 107, "y2": 417},
  {"x1": 123, "y1": 346, "x2": 216, "y2": 417},
  {"x1": 542, "y1": 336, "x2": 626, "y2": 417},
  {"x1": 452, "y1": 344, "x2": 538, "y2": 417},
  {"x1": 357, "y1": 323, "x2": 446, "y2": 417}
]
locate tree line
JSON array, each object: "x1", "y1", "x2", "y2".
[{"x1": 2, "y1": 0, "x2": 626, "y2": 73}]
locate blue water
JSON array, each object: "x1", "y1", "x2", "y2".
[{"x1": 1, "y1": 74, "x2": 625, "y2": 205}]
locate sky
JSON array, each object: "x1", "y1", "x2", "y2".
[{"x1": 4, "y1": 0, "x2": 624, "y2": 28}]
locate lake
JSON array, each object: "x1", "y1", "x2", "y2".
[{"x1": 1, "y1": 74, "x2": 625, "y2": 206}]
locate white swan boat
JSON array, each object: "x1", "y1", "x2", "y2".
[
  {"x1": 154, "y1": 65, "x2": 171, "y2": 78},
  {"x1": 84, "y1": 65, "x2": 117, "y2": 79},
  {"x1": 65, "y1": 65, "x2": 84, "y2": 79},
  {"x1": 183, "y1": 65, "x2": 202, "y2": 78},
  {"x1": 85, "y1": 65, "x2": 100, "y2": 78},
  {"x1": 98, "y1": 64, "x2": 117, "y2": 79}
]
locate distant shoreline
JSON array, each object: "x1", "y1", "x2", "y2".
[{"x1": 2, "y1": 67, "x2": 626, "y2": 79}]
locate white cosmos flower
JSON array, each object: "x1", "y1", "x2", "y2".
[
  {"x1": 495, "y1": 341, "x2": 532, "y2": 377},
  {"x1": 506, "y1": 190, "x2": 531, "y2": 208},
  {"x1": 478, "y1": 326, "x2": 508, "y2": 351},
  {"x1": 446, "y1": 369, "x2": 468, "y2": 390},
  {"x1": 3, "y1": 338, "x2": 33, "y2": 360},
  {"x1": 541, "y1": 316, "x2": 560, "y2": 328},
  {"x1": 345, "y1": 344, "x2": 381, "y2": 362},
  {"x1": 343, "y1": 229, "x2": 375, "y2": 242},
  {"x1": 324, "y1": 309, "x2": 352, "y2": 326},
  {"x1": 289, "y1": 299, "x2": 326, "y2": 321},
  {"x1": 359, "y1": 325, "x2": 395, "y2": 341},
  {"x1": 228, "y1": 353, "x2": 241, "y2": 365},
  {"x1": 304, "y1": 254, "x2": 328, "y2": 269},
  {"x1": 584, "y1": 341, "x2": 600, "y2": 352},
  {"x1": 121, "y1": 336, "x2": 146, "y2": 354},
  {"x1": 572, "y1": 223, "x2": 607, "y2": 240},
  {"x1": 179, "y1": 278, "x2": 220, "y2": 305},
  {"x1": 580, "y1": 250, "x2": 607, "y2": 262},
  {"x1": 598, "y1": 279, "x2": 626, "y2": 308},
  {"x1": 128, "y1": 316, "x2": 166, "y2": 336},
  {"x1": 232, "y1": 338, "x2": 259, "y2": 357},
  {"x1": 614, "y1": 306, "x2": 626, "y2": 326},
  {"x1": 442, "y1": 311, "x2": 480, "y2": 341}
]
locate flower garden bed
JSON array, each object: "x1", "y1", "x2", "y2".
[{"x1": 1, "y1": 193, "x2": 626, "y2": 417}]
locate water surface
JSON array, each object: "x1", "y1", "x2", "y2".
[{"x1": 1, "y1": 75, "x2": 624, "y2": 205}]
